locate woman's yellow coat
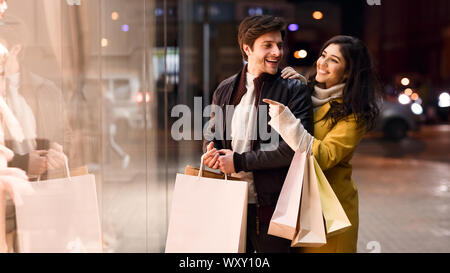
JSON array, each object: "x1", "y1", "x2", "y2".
[{"x1": 300, "y1": 100, "x2": 366, "y2": 253}]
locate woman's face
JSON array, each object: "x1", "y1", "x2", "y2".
[{"x1": 315, "y1": 43, "x2": 347, "y2": 88}]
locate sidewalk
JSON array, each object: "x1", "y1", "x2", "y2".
[{"x1": 353, "y1": 154, "x2": 450, "y2": 253}]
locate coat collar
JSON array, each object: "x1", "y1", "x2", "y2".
[
  {"x1": 227, "y1": 65, "x2": 280, "y2": 106},
  {"x1": 233, "y1": 65, "x2": 281, "y2": 87},
  {"x1": 314, "y1": 98, "x2": 343, "y2": 122}
]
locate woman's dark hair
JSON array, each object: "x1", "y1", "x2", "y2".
[
  {"x1": 308, "y1": 35, "x2": 382, "y2": 131},
  {"x1": 238, "y1": 15, "x2": 286, "y2": 61}
]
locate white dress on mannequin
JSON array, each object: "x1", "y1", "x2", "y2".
[{"x1": 0, "y1": 94, "x2": 33, "y2": 252}]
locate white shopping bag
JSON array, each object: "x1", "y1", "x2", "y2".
[
  {"x1": 268, "y1": 150, "x2": 306, "y2": 240},
  {"x1": 165, "y1": 154, "x2": 248, "y2": 253},
  {"x1": 15, "y1": 172, "x2": 102, "y2": 253}
]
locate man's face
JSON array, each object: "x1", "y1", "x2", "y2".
[{"x1": 244, "y1": 31, "x2": 283, "y2": 76}]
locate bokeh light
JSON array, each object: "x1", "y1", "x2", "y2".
[
  {"x1": 101, "y1": 38, "x2": 108, "y2": 47},
  {"x1": 111, "y1": 12, "x2": 119, "y2": 20},
  {"x1": 438, "y1": 92, "x2": 450, "y2": 107},
  {"x1": 401, "y1": 77, "x2": 410, "y2": 86},
  {"x1": 288, "y1": 24, "x2": 299, "y2": 31},
  {"x1": 398, "y1": 94, "x2": 411, "y2": 104},
  {"x1": 410, "y1": 93, "x2": 419, "y2": 101},
  {"x1": 312, "y1": 11, "x2": 323, "y2": 20},
  {"x1": 411, "y1": 103, "x2": 423, "y2": 115},
  {"x1": 121, "y1": 24, "x2": 129, "y2": 32}
]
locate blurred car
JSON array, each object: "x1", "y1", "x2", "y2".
[
  {"x1": 375, "y1": 99, "x2": 421, "y2": 140},
  {"x1": 85, "y1": 71, "x2": 152, "y2": 141},
  {"x1": 107, "y1": 74, "x2": 151, "y2": 132}
]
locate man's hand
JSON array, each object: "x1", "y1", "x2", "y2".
[
  {"x1": 203, "y1": 142, "x2": 220, "y2": 169},
  {"x1": 27, "y1": 150, "x2": 48, "y2": 176},
  {"x1": 218, "y1": 149, "x2": 235, "y2": 174}
]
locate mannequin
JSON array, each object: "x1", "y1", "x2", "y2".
[{"x1": 0, "y1": 94, "x2": 32, "y2": 252}]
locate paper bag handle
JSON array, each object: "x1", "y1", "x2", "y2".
[
  {"x1": 306, "y1": 138, "x2": 314, "y2": 156},
  {"x1": 199, "y1": 152, "x2": 228, "y2": 181}
]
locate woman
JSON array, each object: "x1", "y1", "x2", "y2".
[{"x1": 263, "y1": 35, "x2": 381, "y2": 253}]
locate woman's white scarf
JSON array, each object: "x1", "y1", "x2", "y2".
[{"x1": 312, "y1": 83, "x2": 346, "y2": 107}]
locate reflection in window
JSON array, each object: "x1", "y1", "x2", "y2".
[{"x1": 113, "y1": 79, "x2": 131, "y2": 101}]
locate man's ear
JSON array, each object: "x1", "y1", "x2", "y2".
[{"x1": 243, "y1": 44, "x2": 252, "y2": 57}]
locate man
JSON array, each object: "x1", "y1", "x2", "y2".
[{"x1": 203, "y1": 15, "x2": 313, "y2": 253}]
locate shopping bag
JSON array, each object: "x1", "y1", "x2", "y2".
[
  {"x1": 313, "y1": 157, "x2": 351, "y2": 236},
  {"x1": 291, "y1": 154, "x2": 327, "y2": 247},
  {"x1": 165, "y1": 154, "x2": 248, "y2": 253},
  {"x1": 268, "y1": 150, "x2": 306, "y2": 240},
  {"x1": 15, "y1": 165, "x2": 102, "y2": 253}
]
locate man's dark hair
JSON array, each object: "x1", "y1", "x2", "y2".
[{"x1": 238, "y1": 15, "x2": 286, "y2": 61}]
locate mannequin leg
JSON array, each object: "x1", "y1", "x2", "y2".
[{"x1": 0, "y1": 183, "x2": 7, "y2": 253}]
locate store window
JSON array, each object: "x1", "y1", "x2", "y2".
[
  {"x1": 1, "y1": 0, "x2": 263, "y2": 253},
  {"x1": 0, "y1": 0, "x2": 176, "y2": 253}
]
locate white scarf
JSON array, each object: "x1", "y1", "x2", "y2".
[
  {"x1": 312, "y1": 83, "x2": 346, "y2": 107},
  {"x1": 3, "y1": 73, "x2": 36, "y2": 154},
  {"x1": 230, "y1": 72, "x2": 258, "y2": 204}
]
